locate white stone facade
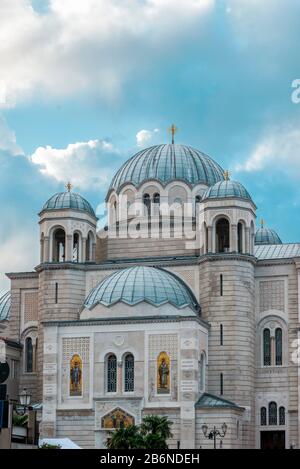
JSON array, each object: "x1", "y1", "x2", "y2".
[{"x1": 2, "y1": 143, "x2": 299, "y2": 449}]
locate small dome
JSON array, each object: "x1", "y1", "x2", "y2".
[
  {"x1": 0, "y1": 292, "x2": 10, "y2": 321},
  {"x1": 202, "y1": 179, "x2": 253, "y2": 202},
  {"x1": 84, "y1": 265, "x2": 200, "y2": 313},
  {"x1": 255, "y1": 227, "x2": 282, "y2": 245},
  {"x1": 108, "y1": 144, "x2": 224, "y2": 195},
  {"x1": 41, "y1": 191, "x2": 96, "y2": 217}
]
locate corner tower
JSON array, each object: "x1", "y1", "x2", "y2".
[
  {"x1": 197, "y1": 174, "x2": 257, "y2": 448},
  {"x1": 36, "y1": 185, "x2": 97, "y2": 404}
]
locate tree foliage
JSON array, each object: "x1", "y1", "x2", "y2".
[{"x1": 106, "y1": 415, "x2": 173, "y2": 450}]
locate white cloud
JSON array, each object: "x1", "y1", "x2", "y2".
[
  {"x1": 136, "y1": 128, "x2": 160, "y2": 147},
  {"x1": 0, "y1": 0, "x2": 214, "y2": 107},
  {"x1": 235, "y1": 125, "x2": 300, "y2": 176},
  {"x1": 0, "y1": 230, "x2": 39, "y2": 296},
  {"x1": 29, "y1": 139, "x2": 120, "y2": 189},
  {"x1": 0, "y1": 117, "x2": 24, "y2": 155}
]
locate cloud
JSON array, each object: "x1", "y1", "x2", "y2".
[
  {"x1": 0, "y1": 117, "x2": 24, "y2": 156},
  {"x1": 29, "y1": 139, "x2": 121, "y2": 189},
  {"x1": 136, "y1": 128, "x2": 160, "y2": 147},
  {"x1": 235, "y1": 124, "x2": 300, "y2": 176},
  {"x1": 0, "y1": 229, "x2": 39, "y2": 296},
  {"x1": 0, "y1": 0, "x2": 214, "y2": 108}
]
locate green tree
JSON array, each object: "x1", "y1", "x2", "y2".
[
  {"x1": 141, "y1": 415, "x2": 173, "y2": 449},
  {"x1": 106, "y1": 416, "x2": 173, "y2": 449},
  {"x1": 106, "y1": 425, "x2": 143, "y2": 449}
]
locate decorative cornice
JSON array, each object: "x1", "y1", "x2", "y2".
[
  {"x1": 42, "y1": 315, "x2": 210, "y2": 329},
  {"x1": 6, "y1": 271, "x2": 38, "y2": 280},
  {"x1": 198, "y1": 252, "x2": 256, "y2": 266}
]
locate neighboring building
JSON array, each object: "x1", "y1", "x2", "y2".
[{"x1": 0, "y1": 142, "x2": 299, "y2": 449}]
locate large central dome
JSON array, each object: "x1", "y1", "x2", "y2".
[{"x1": 108, "y1": 144, "x2": 224, "y2": 194}]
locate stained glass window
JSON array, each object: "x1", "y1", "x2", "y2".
[
  {"x1": 279, "y1": 406, "x2": 285, "y2": 426},
  {"x1": 107, "y1": 354, "x2": 117, "y2": 393},
  {"x1": 263, "y1": 328, "x2": 271, "y2": 366},
  {"x1": 269, "y1": 401, "x2": 277, "y2": 426},
  {"x1": 260, "y1": 407, "x2": 267, "y2": 426},
  {"x1": 275, "y1": 328, "x2": 282, "y2": 366},
  {"x1": 124, "y1": 354, "x2": 134, "y2": 392}
]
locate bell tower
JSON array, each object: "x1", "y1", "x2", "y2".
[
  {"x1": 36, "y1": 185, "x2": 98, "y2": 404},
  {"x1": 198, "y1": 175, "x2": 257, "y2": 448}
]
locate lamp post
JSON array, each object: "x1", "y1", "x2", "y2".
[
  {"x1": 201, "y1": 423, "x2": 227, "y2": 449},
  {"x1": 16, "y1": 388, "x2": 31, "y2": 415}
]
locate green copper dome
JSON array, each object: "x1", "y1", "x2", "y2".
[
  {"x1": 41, "y1": 191, "x2": 96, "y2": 217},
  {"x1": 0, "y1": 292, "x2": 10, "y2": 321},
  {"x1": 84, "y1": 265, "x2": 200, "y2": 313},
  {"x1": 202, "y1": 180, "x2": 253, "y2": 202},
  {"x1": 255, "y1": 227, "x2": 282, "y2": 245},
  {"x1": 108, "y1": 144, "x2": 224, "y2": 194}
]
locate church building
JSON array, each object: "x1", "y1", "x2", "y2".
[{"x1": 0, "y1": 140, "x2": 298, "y2": 449}]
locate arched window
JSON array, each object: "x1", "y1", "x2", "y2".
[
  {"x1": 195, "y1": 195, "x2": 201, "y2": 216},
  {"x1": 275, "y1": 328, "x2": 282, "y2": 366},
  {"x1": 124, "y1": 354, "x2": 134, "y2": 392},
  {"x1": 237, "y1": 222, "x2": 243, "y2": 253},
  {"x1": 35, "y1": 338, "x2": 38, "y2": 372},
  {"x1": 153, "y1": 193, "x2": 160, "y2": 205},
  {"x1": 268, "y1": 401, "x2": 277, "y2": 425},
  {"x1": 263, "y1": 328, "x2": 271, "y2": 366},
  {"x1": 52, "y1": 228, "x2": 66, "y2": 262},
  {"x1": 153, "y1": 193, "x2": 160, "y2": 216},
  {"x1": 73, "y1": 232, "x2": 80, "y2": 262},
  {"x1": 107, "y1": 354, "x2": 117, "y2": 393},
  {"x1": 279, "y1": 406, "x2": 285, "y2": 426},
  {"x1": 260, "y1": 407, "x2": 267, "y2": 426},
  {"x1": 216, "y1": 218, "x2": 230, "y2": 253},
  {"x1": 25, "y1": 337, "x2": 33, "y2": 373},
  {"x1": 199, "y1": 353, "x2": 206, "y2": 391},
  {"x1": 143, "y1": 194, "x2": 151, "y2": 216}
]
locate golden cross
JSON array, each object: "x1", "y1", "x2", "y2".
[
  {"x1": 66, "y1": 182, "x2": 73, "y2": 192},
  {"x1": 168, "y1": 124, "x2": 178, "y2": 144},
  {"x1": 260, "y1": 218, "x2": 265, "y2": 228},
  {"x1": 224, "y1": 170, "x2": 230, "y2": 181}
]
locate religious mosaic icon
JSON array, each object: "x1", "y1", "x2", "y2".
[
  {"x1": 70, "y1": 354, "x2": 82, "y2": 397},
  {"x1": 157, "y1": 351, "x2": 170, "y2": 394},
  {"x1": 101, "y1": 407, "x2": 135, "y2": 429}
]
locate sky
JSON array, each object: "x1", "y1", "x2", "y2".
[{"x1": 1, "y1": 0, "x2": 300, "y2": 294}]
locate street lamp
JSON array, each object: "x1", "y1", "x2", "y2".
[
  {"x1": 16, "y1": 388, "x2": 31, "y2": 415},
  {"x1": 201, "y1": 423, "x2": 227, "y2": 449}
]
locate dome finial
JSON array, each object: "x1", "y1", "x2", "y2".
[
  {"x1": 65, "y1": 181, "x2": 73, "y2": 192},
  {"x1": 260, "y1": 218, "x2": 265, "y2": 228},
  {"x1": 168, "y1": 124, "x2": 178, "y2": 144},
  {"x1": 224, "y1": 170, "x2": 230, "y2": 181}
]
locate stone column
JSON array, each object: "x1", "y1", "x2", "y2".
[
  {"x1": 92, "y1": 242, "x2": 96, "y2": 261},
  {"x1": 230, "y1": 224, "x2": 238, "y2": 253},
  {"x1": 245, "y1": 227, "x2": 250, "y2": 254},
  {"x1": 179, "y1": 328, "x2": 199, "y2": 449},
  {"x1": 40, "y1": 237, "x2": 44, "y2": 263},
  {"x1": 41, "y1": 326, "x2": 58, "y2": 438},
  {"x1": 117, "y1": 361, "x2": 123, "y2": 394},
  {"x1": 82, "y1": 237, "x2": 87, "y2": 262},
  {"x1": 66, "y1": 234, "x2": 73, "y2": 262},
  {"x1": 207, "y1": 226, "x2": 213, "y2": 253},
  {"x1": 44, "y1": 236, "x2": 50, "y2": 262}
]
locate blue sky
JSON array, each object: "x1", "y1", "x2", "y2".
[{"x1": 1, "y1": 0, "x2": 300, "y2": 293}]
